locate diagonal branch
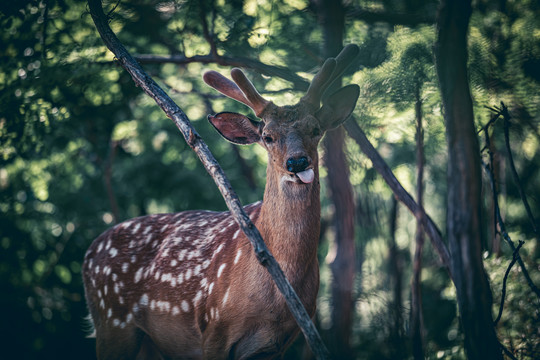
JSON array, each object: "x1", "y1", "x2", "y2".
[
  {"x1": 344, "y1": 117, "x2": 452, "y2": 277},
  {"x1": 86, "y1": 0, "x2": 329, "y2": 358}
]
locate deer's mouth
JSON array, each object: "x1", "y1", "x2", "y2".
[
  {"x1": 295, "y1": 168, "x2": 315, "y2": 184},
  {"x1": 283, "y1": 168, "x2": 315, "y2": 185}
]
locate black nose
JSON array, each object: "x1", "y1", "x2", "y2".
[{"x1": 286, "y1": 156, "x2": 309, "y2": 173}]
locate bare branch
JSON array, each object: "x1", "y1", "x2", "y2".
[
  {"x1": 86, "y1": 0, "x2": 329, "y2": 358},
  {"x1": 501, "y1": 103, "x2": 539, "y2": 239},
  {"x1": 494, "y1": 240, "x2": 525, "y2": 326},
  {"x1": 133, "y1": 54, "x2": 310, "y2": 90},
  {"x1": 481, "y1": 106, "x2": 540, "y2": 300},
  {"x1": 344, "y1": 117, "x2": 452, "y2": 277}
]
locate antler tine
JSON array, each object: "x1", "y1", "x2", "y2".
[
  {"x1": 203, "y1": 70, "x2": 254, "y2": 110},
  {"x1": 230, "y1": 68, "x2": 270, "y2": 117},
  {"x1": 331, "y1": 44, "x2": 360, "y2": 82},
  {"x1": 301, "y1": 58, "x2": 337, "y2": 110},
  {"x1": 302, "y1": 44, "x2": 360, "y2": 109}
]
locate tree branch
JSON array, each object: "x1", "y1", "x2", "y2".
[
  {"x1": 500, "y1": 103, "x2": 539, "y2": 240},
  {"x1": 86, "y1": 0, "x2": 329, "y2": 358},
  {"x1": 133, "y1": 54, "x2": 310, "y2": 90},
  {"x1": 494, "y1": 240, "x2": 524, "y2": 326},
  {"x1": 480, "y1": 115, "x2": 540, "y2": 300},
  {"x1": 344, "y1": 117, "x2": 452, "y2": 277}
]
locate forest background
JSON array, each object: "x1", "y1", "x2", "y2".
[{"x1": 1, "y1": 0, "x2": 539, "y2": 359}]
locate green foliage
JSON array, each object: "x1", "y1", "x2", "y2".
[{"x1": 1, "y1": 0, "x2": 539, "y2": 359}]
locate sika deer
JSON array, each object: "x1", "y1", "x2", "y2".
[{"x1": 82, "y1": 45, "x2": 360, "y2": 359}]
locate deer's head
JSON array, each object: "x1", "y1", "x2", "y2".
[{"x1": 203, "y1": 45, "x2": 359, "y2": 195}]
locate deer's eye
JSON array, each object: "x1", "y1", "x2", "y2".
[
  {"x1": 312, "y1": 127, "x2": 321, "y2": 137},
  {"x1": 264, "y1": 135, "x2": 274, "y2": 143}
]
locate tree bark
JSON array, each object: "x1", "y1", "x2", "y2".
[
  {"x1": 410, "y1": 88, "x2": 425, "y2": 360},
  {"x1": 312, "y1": 0, "x2": 356, "y2": 357},
  {"x1": 434, "y1": 0, "x2": 502, "y2": 358},
  {"x1": 388, "y1": 198, "x2": 405, "y2": 359}
]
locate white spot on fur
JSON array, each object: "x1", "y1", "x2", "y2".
[
  {"x1": 105, "y1": 239, "x2": 112, "y2": 250},
  {"x1": 185, "y1": 268, "x2": 192, "y2": 280},
  {"x1": 112, "y1": 273, "x2": 118, "y2": 281},
  {"x1": 114, "y1": 283, "x2": 119, "y2": 294},
  {"x1": 134, "y1": 267, "x2": 143, "y2": 283},
  {"x1": 208, "y1": 282, "x2": 214, "y2": 295},
  {"x1": 222, "y1": 287, "x2": 230, "y2": 306},
  {"x1": 202, "y1": 259, "x2": 211, "y2": 269},
  {"x1": 217, "y1": 263, "x2": 226, "y2": 278},
  {"x1": 140, "y1": 294, "x2": 149, "y2": 306},
  {"x1": 143, "y1": 226, "x2": 152, "y2": 235},
  {"x1": 122, "y1": 263, "x2": 129, "y2": 273},
  {"x1": 97, "y1": 242, "x2": 103, "y2": 253},
  {"x1": 233, "y1": 229, "x2": 240, "y2": 239},
  {"x1": 178, "y1": 249, "x2": 187, "y2": 261},
  {"x1": 201, "y1": 278, "x2": 208, "y2": 288},
  {"x1": 97, "y1": 289, "x2": 102, "y2": 298},
  {"x1": 107, "y1": 308, "x2": 112, "y2": 318},
  {"x1": 104, "y1": 285, "x2": 108, "y2": 295},
  {"x1": 133, "y1": 303, "x2": 139, "y2": 313},
  {"x1": 234, "y1": 249, "x2": 242, "y2": 265},
  {"x1": 99, "y1": 299, "x2": 105, "y2": 309},
  {"x1": 132, "y1": 223, "x2": 141, "y2": 234},
  {"x1": 119, "y1": 296, "x2": 124, "y2": 305},
  {"x1": 171, "y1": 259, "x2": 177, "y2": 267},
  {"x1": 131, "y1": 255, "x2": 136, "y2": 263},
  {"x1": 113, "y1": 319, "x2": 120, "y2": 327},
  {"x1": 177, "y1": 273, "x2": 184, "y2": 284},
  {"x1": 193, "y1": 290, "x2": 202, "y2": 305},
  {"x1": 126, "y1": 313, "x2": 133, "y2": 323},
  {"x1": 181, "y1": 300, "x2": 189, "y2": 312},
  {"x1": 109, "y1": 248, "x2": 118, "y2": 258},
  {"x1": 172, "y1": 306, "x2": 180, "y2": 315}
]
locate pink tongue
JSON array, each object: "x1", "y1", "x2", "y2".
[{"x1": 296, "y1": 169, "x2": 314, "y2": 184}]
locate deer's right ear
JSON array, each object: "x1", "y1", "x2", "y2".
[{"x1": 208, "y1": 112, "x2": 261, "y2": 145}]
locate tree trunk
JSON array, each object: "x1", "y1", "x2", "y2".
[
  {"x1": 388, "y1": 198, "x2": 405, "y2": 359},
  {"x1": 434, "y1": 0, "x2": 502, "y2": 358},
  {"x1": 411, "y1": 88, "x2": 425, "y2": 360},
  {"x1": 312, "y1": 0, "x2": 356, "y2": 357}
]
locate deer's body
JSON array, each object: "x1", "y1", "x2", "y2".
[{"x1": 83, "y1": 45, "x2": 359, "y2": 359}]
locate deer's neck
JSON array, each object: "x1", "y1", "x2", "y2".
[{"x1": 256, "y1": 163, "x2": 321, "y2": 276}]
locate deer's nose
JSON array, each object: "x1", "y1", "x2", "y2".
[{"x1": 286, "y1": 156, "x2": 309, "y2": 173}]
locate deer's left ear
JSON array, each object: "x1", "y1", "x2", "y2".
[
  {"x1": 315, "y1": 84, "x2": 360, "y2": 131},
  {"x1": 208, "y1": 112, "x2": 261, "y2": 145}
]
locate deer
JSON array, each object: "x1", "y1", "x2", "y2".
[{"x1": 82, "y1": 44, "x2": 360, "y2": 359}]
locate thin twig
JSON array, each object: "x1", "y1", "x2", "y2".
[
  {"x1": 86, "y1": 0, "x2": 330, "y2": 358},
  {"x1": 500, "y1": 103, "x2": 539, "y2": 237},
  {"x1": 494, "y1": 240, "x2": 525, "y2": 326},
  {"x1": 500, "y1": 341, "x2": 519, "y2": 360},
  {"x1": 481, "y1": 158, "x2": 540, "y2": 299},
  {"x1": 482, "y1": 105, "x2": 540, "y2": 300}
]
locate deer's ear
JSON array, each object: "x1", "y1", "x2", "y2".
[
  {"x1": 208, "y1": 112, "x2": 261, "y2": 145},
  {"x1": 315, "y1": 85, "x2": 360, "y2": 131}
]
